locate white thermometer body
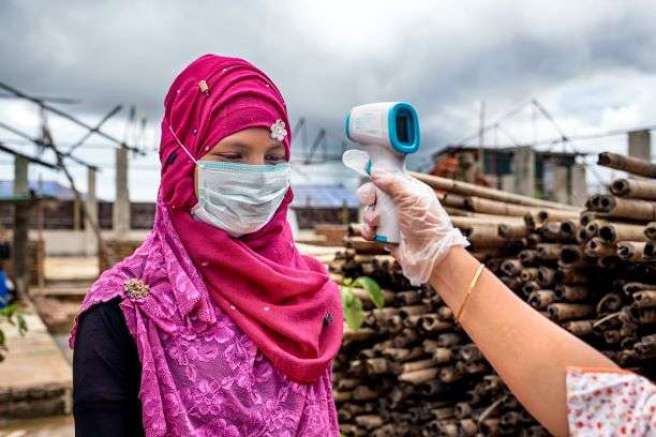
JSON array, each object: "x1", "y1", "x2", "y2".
[{"x1": 343, "y1": 102, "x2": 421, "y2": 244}]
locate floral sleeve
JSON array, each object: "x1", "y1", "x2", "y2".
[{"x1": 566, "y1": 367, "x2": 656, "y2": 436}]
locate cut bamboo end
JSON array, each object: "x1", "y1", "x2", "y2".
[
  {"x1": 537, "y1": 266, "x2": 556, "y2": 288},
  {"x1": 646, "y1": 222, "x2": 656, "y2": 241},
  {"x1": 592, "y1": 195, "x2": 656, "y2": 221},
  {"x1": 598, "y1": 222, "x2": 649, "y2": 243},
  {"x1": 598, "y1": 152, "x2": 656, "y2": 178},
  {"x1": 616, "y1": 241, "x2": 647, "y2": 262},
  {"x1": 555, "y1": 285, "x2": 589, "y2": 302},
  {"x1": 528, "y1": 290, "x2": 555, "y2": 309},
  {"x1": 610, "y1": 178, "x2": 656, "y2": 200},
  {"x1": 537, "y1": 209, "x2": 581, "y2": 224},
  {"x1": 560, "y1": 220, "x2": 579, "y2": 240},
  {"x1": 632, "y1": 290, "x2": 656, "y2": 309},
  {"x1": 399, "y1": 367, "x2": 439, "y2": 385},
  {"x1": 584, "y1": 237, "x2": 616, "y2": 258},
  {"x1": 547, "y1": 303, "x2": 594, "y2": 321},
  {"x1": 645, "y1": 242, "x2": 656, "y2": 260},
  {"x1": 563, "y1": 320, "x2": 595, "y2": 337}
]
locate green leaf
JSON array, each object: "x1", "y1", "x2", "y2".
[
  {"x1": 340, "y1": 287, "x2": 365, "y2": 330},
  {"x1": 354, "y1": 276, "x2": 384, "y2": 309},
  {"x1": 0, "y1": 304, "x2": 16, "y2": 318}
]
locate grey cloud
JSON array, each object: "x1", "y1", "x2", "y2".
[{"x1": 1, "y1": 0, "x2": 655, "y2": 170}]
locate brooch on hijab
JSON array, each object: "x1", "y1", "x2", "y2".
[
  {"x1": 270, "y1": 119, "x2": 287, "y2": 142},
  {"x1": 124, "y1": 278, "x2": 150, "y2": 300},
  {"x1": 198, "y1": 80, "x2": 210, "y2": 96}
]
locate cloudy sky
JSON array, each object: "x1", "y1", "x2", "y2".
[{"x1": 1, "y1": 0, "x2": 655, "y2": 200}]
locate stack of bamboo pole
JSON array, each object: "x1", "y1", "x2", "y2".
[{"x1": 331, "y1": 153, "x2": 656, "y2": 436}]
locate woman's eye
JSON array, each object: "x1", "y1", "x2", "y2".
[
  {"x1": 266, "y1": 155, "x2": 285, "y2": 164},
  {"x1": 216, "y1": 153, "x2": 242, "y2": 161}
]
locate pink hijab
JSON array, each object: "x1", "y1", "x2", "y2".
[
  {"x1": 160, "y1": 54, "x2": 343, "y2": 383},
  {"x1": 72, "y1": 54, "x2": 343, "y2": 384}
]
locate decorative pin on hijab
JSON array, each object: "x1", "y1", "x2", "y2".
[
  {"x1": 270, "y1": 119, "x2": 287, "y2": 142},
  {"x1": 124, "y1": 278, "x2": 150, "y2": 300},
  {"x1": 198, "y1": 80, "x2": 210, "y2": 96}
]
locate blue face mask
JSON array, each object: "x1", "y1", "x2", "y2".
[
  {"x1": 192, "y1": 160, "x2": 291, "y2": 237},
  {"x1": 166, "y1": 123, "x2": 291, "y2": 237}
]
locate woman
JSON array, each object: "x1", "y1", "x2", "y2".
[
  {"x1": 70, "y1": 54, "x2": 343, "y2": 437},
  {"x1": 358, "y1": 171, "x2": 656, "y2": 437}
]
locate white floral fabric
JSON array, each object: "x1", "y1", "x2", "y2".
[{"x1": 567, "y1": 367, "x2": 656, "y2": 436}]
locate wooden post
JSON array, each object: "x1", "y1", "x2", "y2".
[
  {"x1": 340, "y1": 200, "x2": 349, "y2": 225},
  {"x1": 628, "y1": 130, "x2": 651, "y2": 164},
  {"x1": 570, "y1": 163, "x2": 588, "y2": 206},
  {"x1": 73, "y1": 197, "x2": 81, "y2": 231},
  {"x1": 113, "y1": 147, "x2": 130, "y2": 239},
  {"x1": 13, "y1": 156, "x2": 29, "y2": 297},
  {"x1": 85, "y1": 167, "x2": 98, "y2": 256},
  {"x1": 512, "y1": 147, "x2": 535, "y2": 197},
  {"x1": 552, "y1": 165, "x2": 569, "y2": 204}
]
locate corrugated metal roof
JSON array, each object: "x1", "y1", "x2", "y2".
[
  {"x1": 291, "y1": 184, "x2": 359, "y2": 208},
  {"x1": 0, "y1": 180, "x2": 83, "y2": 201}
]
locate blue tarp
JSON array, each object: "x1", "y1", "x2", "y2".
[
  {"x1": 0, "y1": 180, "x2": 82, "y2": 200},
  {"x1": 291, "y1": 184, "x2": 359, "y2": 208}
]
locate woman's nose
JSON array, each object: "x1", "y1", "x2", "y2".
[{"x1": 247, "y1": 154, "x2": 267, "y2": 166}]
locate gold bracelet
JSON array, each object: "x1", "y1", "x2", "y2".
[{"x1": 456, "y1": 263, "x2": 485, "y2": 324}]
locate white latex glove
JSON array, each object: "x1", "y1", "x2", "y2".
[{"x1": 356, "y1": 170, "x2": 469, "y2": 286}]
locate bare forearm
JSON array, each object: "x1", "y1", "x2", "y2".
[{"x1": 429, "y1": 246, "x2": 617, "y2": 436}]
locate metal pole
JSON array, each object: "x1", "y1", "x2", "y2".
[{"x1": 0, "y1": 81, "x2": 142, "y2": 154}]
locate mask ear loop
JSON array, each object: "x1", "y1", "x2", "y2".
[{"x1": 167, "y1": 121, "x2": 199, "y2": 165}]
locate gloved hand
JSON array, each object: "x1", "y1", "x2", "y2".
[{"x1": 356, "y1": 170, "x2": 469, "y2": 285}]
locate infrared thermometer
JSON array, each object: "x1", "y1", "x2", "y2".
[{"x1": 342, "y1": 102, "x2": 421, "y2": 244}]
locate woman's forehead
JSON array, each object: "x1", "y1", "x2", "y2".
[{"x1": 212, "y1": 128, "x2": 284, "y2": 151}]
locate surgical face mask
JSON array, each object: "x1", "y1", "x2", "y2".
[
  {"x1": 166, "y1": 122, "x2": 291, "y2": 237},
  {"x1": 192, "y1": 160, "x2": 291, "y2": 237}
]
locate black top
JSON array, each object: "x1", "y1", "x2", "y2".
[{"x1": 72, "y1": 297, "x2": 145, "y2": 436}]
